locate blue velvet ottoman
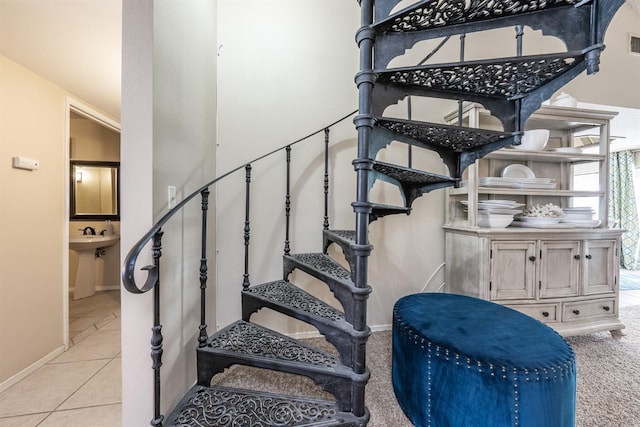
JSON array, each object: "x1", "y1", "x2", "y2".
[{"x1": 392, "y1": 293, "x2": 576, "y2": 427}]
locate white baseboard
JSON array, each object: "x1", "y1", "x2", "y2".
[
  {"x1": 68, "y1": 285, "x2": 121, "y2": 294},
  {"x1": 96, "y1": 285, "x2": 121, "y2": 291},
  {"x1": 0, "y1": 345, "x2": 65, "y2": 394}
]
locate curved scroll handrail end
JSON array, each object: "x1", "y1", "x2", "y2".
[{"x1": 122, "y1": 231, "x2": 161, "y2": 294}]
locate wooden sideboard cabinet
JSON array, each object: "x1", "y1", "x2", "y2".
[
  {"x1": 445, "y1": 228, "x2": 624, "y2": 337},
  {"x1": 443, "y1": 104, "x2": 625, "y2": 338}
]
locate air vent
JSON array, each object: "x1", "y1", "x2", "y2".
[{"x1": 630, "y1": 34, "x2": 640, "y2": 55}]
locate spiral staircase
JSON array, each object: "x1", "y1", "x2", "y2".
[{"x1": 122, "y1": 0, "x2": 625, "y2": 425}]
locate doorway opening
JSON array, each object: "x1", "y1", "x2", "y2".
[{"x1": 64, "y1": 97, "x2": 121, "y2": 350}]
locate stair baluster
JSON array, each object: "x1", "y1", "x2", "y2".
[
  {"x1": 198, "y1": 189, "x2": 210, "y2": 348},
  {"x1": 323, "y1": 128, "x2": 330, "y2": 231},
  {"x1": 150, "y1": 230, "x2": 164, "y2": 427},
  {"x1": 242, "y1": 164, "x2": 252, "y2": 290},
  {"x1": 284, "y1": 146, "x2": 292, "y2": 255}
]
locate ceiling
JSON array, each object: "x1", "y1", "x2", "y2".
[
  {"x1": 0, "y1": 0, "x2": 122, "y2": 120},
  {"x1": 0, "y1": 1, "x2": 637, "y2": 124}
]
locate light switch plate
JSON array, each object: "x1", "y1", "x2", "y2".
[{"x1": 12, "y1": 156, "x2": 39, "y2": 170}]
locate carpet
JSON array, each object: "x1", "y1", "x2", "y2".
[
  {"x1": 619, "y1": 268, "x2": 640, "y2": 291},
  {"x1": 212, "y1": 305, "x2": 640, "y2": 426}
]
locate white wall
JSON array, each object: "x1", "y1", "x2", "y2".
[
  {"x1": 213, "y1": 0, "x2": 640, "y2": 334},
  {"x1": 214, "y1": 0, "x2": 450, "y2": 335},
  {"x1": 564, "y1": 3, "x2": 640, "y2": 109},
  {"x1": 121, "y1": 0, "x2": 218, "y2": 425},
  {"x1": 120, "y1": 0, "x2": 155, "y2": 424}
]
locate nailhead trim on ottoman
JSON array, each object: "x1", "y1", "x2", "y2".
[{"x1": 392, "y1": 293, "x2": 576, "y2": 427}]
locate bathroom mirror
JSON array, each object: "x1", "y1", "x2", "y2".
[{"x1": 70, "y1": 161, "x2": 120, "y2": 220}]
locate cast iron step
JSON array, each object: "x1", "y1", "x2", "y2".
[
  {"x1": 371, "y1": 47, "x2": 599, "y2": 130},
  {"x1": 323, "y1": 229, "x2": 357, "y2": 255},
  {"x1": 370, "y1": 202, "x2": 411, "y2": 221},
  {"x1": 165, "y1": 384, "x2": 367, "y2": 426},
  {"x1": 198, "y1": 320, "x2": 368, "y2": 411},
  {"x1": 374, "y1": 0, "x2": 583, "y2": 36},
  {"x1": 374, "y1": 49, "x2": 592, "y2": 101},
  {"x1": 372, "y1": 117, "x2": 520, "y2": 178},
  {"x1": 373, "y1": 117, "x2": 518, "y2": 153},
  {"x1": 283, "y1": 253, "x2": 371, "y2": 322},
  {"x1": 372, "y1": 0, "x2": 624, "y2": 69},
  {"x1": 371, "y1": 160, "x2": 457, "y2": 207},
  {"x1": 322, "y1": 230, "x2": 363, "y2": 280},
  {"x1": 242, "y1": 280, "x2": 369, "y2": 365}
]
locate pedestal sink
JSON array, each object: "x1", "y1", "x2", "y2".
[{"x1": 70, "y1": 234, "x2": 119, "y2": 299}]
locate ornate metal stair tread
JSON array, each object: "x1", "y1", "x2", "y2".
[
  {"x1": 374, "y1": 48, "x2": 597, "y2": 100},
  {"x1": 286, "y1": 253, "x2": 354, "y2": 286},
  {"x1": 323, "y1": 230, "x2": 358, "y2": 263},
  {"x1": 324, "y1": 229, "x2": 356, "y2": 246},
  {"x1": 370, "y1": 203, "x2": 411, "y2": 220},
  {"x1": 200, "y1": 320, "x2": 366, "y2": 380},
  {"x1": 165, "y1": 384, "x2": 365, "y2": 426},
  {"x1": 374, "y1": 117, "x2": 518, "y2": 152},
  {"x1": 243, "y1": 280, "x2": 347, "y2": 324},
  {"x1": 243, "y1": 280, "x2": 366, "y2": 366},
  {"x1": 198, "y1": 321, "x2": 368, "y2": 410},
  {"x1": 283, "y1": 253, "x2": 371, "y2": 326},
  {"x1": 371, "y1": 160, "x2": 456, "y2": 186},
  {"x1": 203, "y1": 320, "x2": 339, "y2": 368},
  {"x1": 373, "y1": 0, "x2": 583, "y2": 35}
]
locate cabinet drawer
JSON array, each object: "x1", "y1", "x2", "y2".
[
  {"x1": 562, "y1": 298, "x2": 616, "y2": 322},
  {"x1": 509, "y1": 304, "x2": 558, "y2": 323}
]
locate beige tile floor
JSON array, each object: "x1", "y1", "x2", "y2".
[
  {"x1": 1, "y1": 288, "x2": 639, "y2": 427},
  {"x1": 0, "y1": 291, "x2": 121, "y2": 427}
]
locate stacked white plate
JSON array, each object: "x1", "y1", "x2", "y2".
[
  {"x1": 479, "y1": 177, "x2": 557, "y2": 189},
  {"x1": 477, "y1": 165, "x2": 556, "y2": 189},
  {"x1": 561, "y1": 207, "x2": 600, "y2": 227},
  {"x1": 460, "y1": 200, "x2": 524, "y2": 228}
]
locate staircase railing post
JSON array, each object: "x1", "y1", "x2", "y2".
[
  {"x1": 284, "y1": 146, "x2": 292, "y2": 255},
  {"x1": 198, "y1": 188, "x2": 210, "y2": 347},
  {"x1": 407, "y1": 97, "x2": 412, "y2": 168},
  {"x1": 323, "y1": 128, "x2": 330, "y2": 230},
  {"x1": 150, "y1": 230, "x2": 164, "y2": 427},
  {"x1": 242, "y1": 164, "x2": 252, "y2": 290},
  {"x1": 457, "y1": 33, "x2": 466, "y2": 128},
  {"x1": 353, "y1": 0, "x2": 375, "y2": 418},
  {"x1": 586, "y1": 0, "x2": 600, "y2": 74}
]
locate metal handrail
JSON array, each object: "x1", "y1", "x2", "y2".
[{"x1": 121, "y1": 109, "x2": 358, "y2": 294}]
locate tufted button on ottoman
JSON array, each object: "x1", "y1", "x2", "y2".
[{"x1": 392, "y1": 293, "x2": 576, "y2": 427}]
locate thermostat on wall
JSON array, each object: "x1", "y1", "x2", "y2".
[{"x1": 12, "y1": 156, "x2": 40, "y2": 170}]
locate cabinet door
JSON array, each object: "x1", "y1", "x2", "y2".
[
  {"x1": 539, "y1": 240, "x2": 580, "y2": 298},
  {"x1": 583, "y1": 239, "x2": 617, "y2": 295},
  {"x1": 490, "y1": 241, "x2": 536, "y2": 300}
]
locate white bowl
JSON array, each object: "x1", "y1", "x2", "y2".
[
  {"x1": 513, "y1": 129, "x2": 550, "y2": 151},
  {"x1": 477, "y1": 213, "x2": 514, "y2": 228}
]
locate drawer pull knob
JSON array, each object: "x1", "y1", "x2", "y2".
[
  {"x1": 542, "y1": 311, "x2": 550, "y2": 317},
  {"x1": 573, "y1": 309, "x2": 580, "y2": 315},
  {"x1": 603, "y1": 306, "x2": 610, "y2": 311},
  {"x1": 585, "y1": 254, "x2": 592, "y2": 260},
  {"x1": 574, "y1": 255, "x2": 581, "y2": 260},
  {"x1": 529, "y1": 256, "x2": 536, "y2": 262}
]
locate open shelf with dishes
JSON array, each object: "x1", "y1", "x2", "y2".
[
  {"x1": 443, "y1": 103, "x2": 625, "y2": 338},
  {"x1": 444, "y1": 103, "x2": 616, "y2": 230}
]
